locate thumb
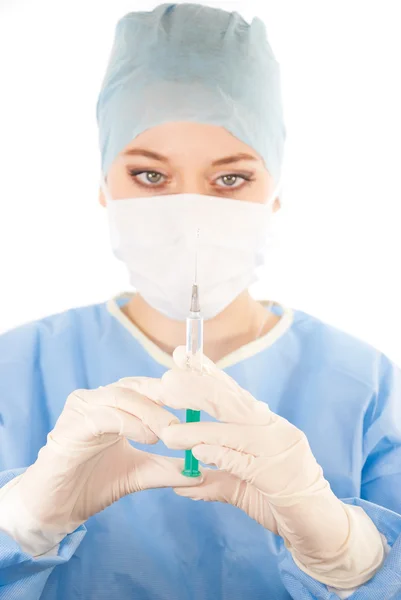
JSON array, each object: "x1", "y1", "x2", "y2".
[
  {"x1": 173, "y1": 469, "x2": 241, "y2": 503},
  {"x1": 132, "y1": 450, "x2": 204, "y2": 492},
  {"x1": 174, "y1": 470, "x2": 279, "y2": 533},
  {"x1": 172, "y1": 346, "x2": 222, "y2": 378}
]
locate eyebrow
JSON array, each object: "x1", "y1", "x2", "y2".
[{"x1": 122, "y1": 148, "x2": 258, "y2": 166}]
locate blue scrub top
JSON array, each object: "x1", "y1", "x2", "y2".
[{"x1": 0, "y1": 295, "x2": 401, "y2": 600}]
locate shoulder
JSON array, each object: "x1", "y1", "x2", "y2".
[
  {"x1": 284, "y1": 308, "x2": 401, "y2": 438},
  {"x1": 0, "y1": 303, "x2": 109, "y2": 466},
  {"x1": 288, "y1": 308, "x2": 397, "y2": 391},
  {"x1": 0, "y1": 302, "x2": 109, "y2": 366}
]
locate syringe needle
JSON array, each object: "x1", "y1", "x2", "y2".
[{"x1": 194, "y1": 228, "x2": 200, "y2": 285}]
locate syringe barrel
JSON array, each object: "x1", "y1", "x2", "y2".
[{"x1": 186, "y1": 313, "x2": 203, "y2": 371}]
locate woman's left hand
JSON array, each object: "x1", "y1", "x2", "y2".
[{"x1": 140, "y1": 347, "x2": 384, "y2": 588}]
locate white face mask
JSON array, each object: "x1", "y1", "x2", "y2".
[{"x1": 101, "y1": 180, "x2": 279, "y2": 321}]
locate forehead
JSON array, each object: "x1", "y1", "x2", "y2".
[{"x1": 123, "y1": 122, "x2": 263, "y2": 162}]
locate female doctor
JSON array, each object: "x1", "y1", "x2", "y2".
[{"x1": 0, "y1": 4, "x2": 400, "y2": 600}]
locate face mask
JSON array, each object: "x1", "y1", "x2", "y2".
[{"x1": 101, "y1": 180, "x2": 279, "y2": 321}]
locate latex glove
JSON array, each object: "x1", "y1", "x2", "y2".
[
  {"x1": 144, "y1": 347, "x2": 384, "y2": 589},
  {"x1": 0, "y1": 378, "x2": 200, "y2": 557}
]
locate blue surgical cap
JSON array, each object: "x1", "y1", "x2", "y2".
[{"x1": 96, "y1": 3, "x2": 286, "y2": 185}]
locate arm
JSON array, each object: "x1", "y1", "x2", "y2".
[
  {"x1": 0, "y1": 327, "x2": 86, "y2": 598},
  {"x1": 277, "y1": 355, "x2": 401, "y2": 599},
  {"x1": 0, "y1": 379, "x2": 199, "y2": 599},
  {"x1": 154, "y1": 347, "x2": 401, "y2": 600},
  {"x1": 0, "y1": 469, "x2": 86, "y2": 599}
]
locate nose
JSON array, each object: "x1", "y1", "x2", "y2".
[{"x1": 175, "y1": 172, "x2": 209, "y2": 196}]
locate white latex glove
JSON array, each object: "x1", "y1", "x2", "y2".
[
  {"x1": 142, "y1": 347, "x2": 384, "y2": 590},
  {"x1": 0, "y1": 378, "x2": 200, "y2": 557}
]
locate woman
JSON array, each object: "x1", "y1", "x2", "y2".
[{"x1": 0, "y1": 4, "x2": 400, "y2": 599}]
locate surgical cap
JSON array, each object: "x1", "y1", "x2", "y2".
[{"x1": 96, "y1": 3, "x2": 286, "y2": 185}]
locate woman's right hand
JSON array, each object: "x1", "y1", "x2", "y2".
[{"x1": 0, "y1": 378, "x2": 199, "y2": 555}]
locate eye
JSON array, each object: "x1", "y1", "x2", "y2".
[
  {"x1": 129, "y1": 170, "x2": 166, "y2": 186},
  {"x1": 215, "y1": 174, "x2": 253, "y2": 189}
]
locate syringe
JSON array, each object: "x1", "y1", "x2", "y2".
[{"x1": 182, "y1": 233, "x2": 203, "y2": 478}]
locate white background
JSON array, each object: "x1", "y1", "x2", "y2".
[{"x1": 0, "y1": 0, "x2": 400, "y2": 365}]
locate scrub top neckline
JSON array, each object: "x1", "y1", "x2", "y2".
[{"x1": 106, "y1": 293, "x2": 294, "y2": 370}]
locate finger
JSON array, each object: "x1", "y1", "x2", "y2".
[
  {"x1": 60, "y1": 391, "x2": 157, "y2": 445},
  {"x1": 172, "y1": 346, "x2": 274, "y2": 424},
  {"x1": 116, "y1": 377, "x2": 164, "y2": 406},
  {"x1": 158, "y1": 371, "x2": 273, "y2": 426},
  {"x1": 84, "y1": 404, "x2": 159, "y2": 444},
  {"x1": 132, "y1": 347, "x2": 273, "y2": 426},
  {"x1": 191, "y1": 443, "x2": 257, "y2": 484},
  {"x1": 140, "y1": 346, "x2": 271, "y2": 424},
  {"x1": 162, "y1": 421, "x2": 298, "y2": 456},
  {"x1": 129, "y1": 450, "x2": 204, "y2": 491},
  {"x1": 72, "y1": 385, "x2": 179, "y2": 441},
  {"x1": 173, "y1": 469, "x2": 278, "y2": 533},
  {"x1": 97, "y1": 384, "x2": 180, "y2": 437},
  {"x1": 192, "y1": 441, "x2": 316, "y2": 499}
]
